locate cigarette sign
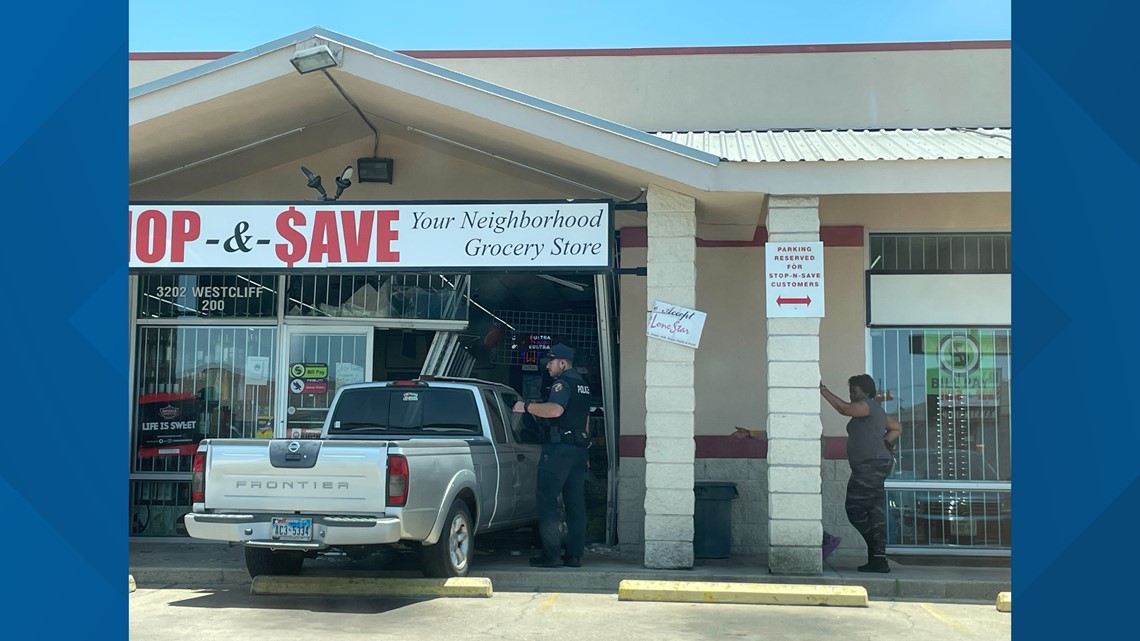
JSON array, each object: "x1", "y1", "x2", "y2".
[{"x1": 765, "y1": 242, "x2": 825, "y2": 317}]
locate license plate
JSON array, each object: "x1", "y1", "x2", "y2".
[
  {"x1": 271, "y1": 517, "x2": 312, "y2": 541},
  {"x1": 951, "y1": 520, "x2": 977, "y2": 538}
]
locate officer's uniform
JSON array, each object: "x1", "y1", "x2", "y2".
[{"x1": 534, "y1": 363, "x2": 592, "y2": 566}]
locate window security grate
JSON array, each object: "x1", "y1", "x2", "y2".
[{"x1": 869, "y1": 233, "x2": 1010, "y2": 273}]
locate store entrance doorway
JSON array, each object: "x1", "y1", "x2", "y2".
[
  {"x1": 461, "y1": 271, "x2": 620, "y2": 546},
  {"x1": 277, "y1": 325, "x2": 372, "y2": 439}
]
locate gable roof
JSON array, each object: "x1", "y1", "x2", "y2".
[{"x1": 129, "y1": 26, "x2": 1009, "y2": 213}]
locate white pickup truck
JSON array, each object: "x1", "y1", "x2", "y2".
[{"x1": 183, "y1": 377, "x2": 545, "y2": 578}]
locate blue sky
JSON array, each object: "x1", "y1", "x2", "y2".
[{"x1": 129, "y1": 0, "x2": 1011, "y2": 52}]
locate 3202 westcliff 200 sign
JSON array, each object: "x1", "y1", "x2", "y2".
[{"x1": 128, "y1": 202, "x2": 612, "y2": 270}]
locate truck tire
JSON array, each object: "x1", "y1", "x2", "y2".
[
  {"x1": 421, "y1": 499, "x2": 472, "y2": 578},
  {"x1": 244, "y1": 547, "x2": 304, "y2": 578}
]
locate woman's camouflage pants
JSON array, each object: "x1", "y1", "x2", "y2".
[{"x1": 845, "y1": 458, "x2": 895, "y2": 558}]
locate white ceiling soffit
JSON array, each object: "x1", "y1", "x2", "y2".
[
  {"x1": 129, "y1": 27, "x2": 1009, "y2": 197},
  {"x1": 129, "y1": 27, "x2": 716, "y2": 166},
  {"x1": 130, "y1": 27, "x2": 722, "y2": 196}
]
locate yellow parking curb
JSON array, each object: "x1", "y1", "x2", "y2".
[
  {"x1": 251, "y1": 575, "x2": 493, "y2": 598},
  {"x1": 996, "y1": 591, "x2": 1011, "y2": 612},
  {"x1": 618, "y1": 579, "x2": 868, "y2": 607},
  {"x1": 129, "y1": 575, "x2": 136, "y2": 593}
]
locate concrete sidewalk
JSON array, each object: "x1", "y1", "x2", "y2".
[{"x1": 129, "y1": 537, "x2": 1010, "y2": 603}]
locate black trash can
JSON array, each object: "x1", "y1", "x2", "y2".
[{"x1": 693, "y1": 481, "x2": 739, "y2": 559}]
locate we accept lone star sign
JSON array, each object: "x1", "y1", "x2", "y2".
[{"x1": 646, "y1": 301, "x2": 707, "y2": 348}]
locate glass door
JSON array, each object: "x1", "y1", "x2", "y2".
[{"x1": 277, "y1": 326, "x2": 373, "y2": 439}]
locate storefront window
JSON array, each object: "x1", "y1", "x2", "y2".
[
  {"x1": 285, "y1": 274, "x2": 468, "y2": 321},
  {"x1": 130, "y1": 479, "x2": 191, "y2": 536},
  {"x1": 136, "y1": 273, "x2": 278, "y2": 319},
  {"x1": 868, "y1": 233, "x2": 1010, "y2": 273},
  {"x1": 872, "y1": 328, "x2": 1012, "y2": 550},
  {"x1": 132, "y1": 326, "x2": 278, "y2": 473}
]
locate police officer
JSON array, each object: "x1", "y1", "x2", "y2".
[{"x1": 513, "y1": 343, "x2": 592, "y2": 568}]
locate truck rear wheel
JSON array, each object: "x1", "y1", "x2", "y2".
[
  {"x1": 244, "y1": 547, "x2": 304, "y2": 578},
  {"x1": 421, "y1": 499, "x2": 472, "y2": 578}
]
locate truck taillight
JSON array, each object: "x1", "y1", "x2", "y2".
[
  {"x1": 387, "y1": 454, "x2": 409, "y2": 507},
  {"x1": 191, "y1": 450, "x2": 206, "y2": 502}
]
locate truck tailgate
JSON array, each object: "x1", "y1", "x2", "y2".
[{"x1": 203, "y1": 439, "x2": 390, "y2": 515}]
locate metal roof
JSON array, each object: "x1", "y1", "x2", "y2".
[{"x1": 651, "y1": 128, "x2": 1010, "y2": 162}]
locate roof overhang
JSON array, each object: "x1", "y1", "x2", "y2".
[{"x1": 129, "y1": 28, "x2": 1009, "y2": 239}]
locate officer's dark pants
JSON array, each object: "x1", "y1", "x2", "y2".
[
  {"x1": 536, "y1": 442, "x2": 589, "y2": 561},
  {"x1": 845, "y1": 458, "x2": 894, "y2": 558}
]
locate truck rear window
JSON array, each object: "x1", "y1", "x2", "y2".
[{"x1": 328, "y1": 387, "x2": 482, "y2": 436}]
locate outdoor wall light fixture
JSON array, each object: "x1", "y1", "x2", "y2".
[
  {"x1": 357, "y1": 156, "x2": 394, "y2": 183},
  {"x1": 290, "y1": 42, "x2": 341, "y2": 74},
  {"x1": 300, "y1": 165, "x2": 353, "y2": 200},
  {"x1": 290, "y1": 38, "x2": 393, "y2": 185}
]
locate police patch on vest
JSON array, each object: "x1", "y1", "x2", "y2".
[{"x1": 552, "y1": 382, "x2": 564, "y2": 393}]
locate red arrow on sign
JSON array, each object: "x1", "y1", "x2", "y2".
[{"x1": 777, "y1": 296, "x2": 812, "y2": 306}]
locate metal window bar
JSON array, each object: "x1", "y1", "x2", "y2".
[
  {"x1": 447, "y1": 347, "x2": 476, "y2": 378},
  {"x1": 419, "y1": 331, "x2": 477, "y2": 378},
  {"x1": 130, "y1": 479, "x2": 192, "y2": 536},
  {"x1": 134, "y1": 326, "x2": 278, "y2": 473},
  {"x1": 284, "y1": 332, "x2": 367, "y2": 436},
  {"x1": 873, "y1": 327, "x2": 1011, "y2": 553},
  {"x1": 421, "y1": 332, "x2": 447, "y2": 377},
  {"x1": 868, "y1": 233, "x2": 1011, "y2": 274},
  {"x1": 887, "y1": 487, "x2": 1011, "y2": 550},
  {"x1": 284, "y1": 273, "x2": 469, "y2": 321},
  {"x1": 420, "y1": 332, "x2": 445, "y2": 377},
  {"x1": 492, "y1": 311, "x2": 599, "y2": 366}
]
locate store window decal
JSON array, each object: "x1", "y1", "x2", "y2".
[{"x1": 137, "y1": 273, "x2": 278, "y2": 319}]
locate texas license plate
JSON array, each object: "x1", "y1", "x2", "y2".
[{"x1": 271, "y1": 517, "x2": 312, "y2": 541}]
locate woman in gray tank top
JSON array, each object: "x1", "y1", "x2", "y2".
[{"x1": 820, "y1": 374, "x2": 902, "y2": 573}]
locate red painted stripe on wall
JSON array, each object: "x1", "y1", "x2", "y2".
[
  {"x1": 619, "y1": 227, "x2": 864, "y2": 248},
  {"x1": 822, "y1": 437, "x2": 848, "y2": 460},
  {"x1": 619, "y1": 435, "x2": 849, "y2": 459},
  {"x1": 820, "y1": 226, "x2": 864, "y2": 246},
  {"x1": 696, "y1": 435, "x2": 766, "y2": 458},
  {"x1": 620, "y1": 227, "x2": 648, "y2": 248},
  {"x1": 696, "y1": 226, "x2": 767, "y2": 248}
]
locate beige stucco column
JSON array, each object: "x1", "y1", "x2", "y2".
[
  {"x1": 642, "y1": 184, "x2": 697, "y2": 569},
  {"x1": 765, "y1": 195, "x2": 824, "y2": 575}
]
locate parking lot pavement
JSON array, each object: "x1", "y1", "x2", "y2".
[
  {"x1": 130, "y1": 586, "x2": 1011, "y2": 641},
  {"x1": 130, "y1": 534, "x2": 1011, "y2": 604}
]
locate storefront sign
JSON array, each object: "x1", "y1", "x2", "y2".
[
  {"x1": 646, "y1": 300, "x2": 707, "y2": 348},
  {"x1": 128, "y1": 202, "x2": 612, "y2": 270},
  {"x1": 765, "y1": 242, "x2": 825, "y2": 318}
]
